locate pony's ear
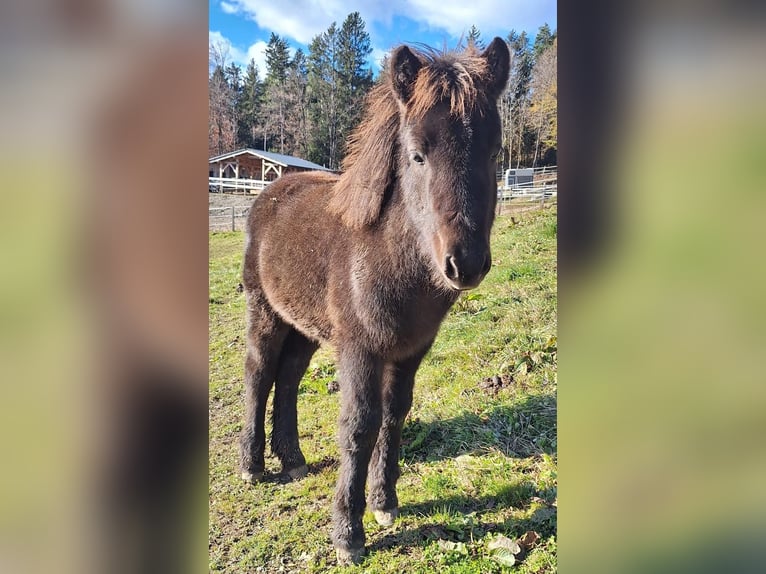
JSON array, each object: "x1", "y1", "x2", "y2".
[
  {"x1": 390, "y1": 45, "x2": 422, "y2": 104},
  {"x1": 482, "y1": 37, "x2": 511, "y2": 98}
]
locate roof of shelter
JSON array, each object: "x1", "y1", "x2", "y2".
[{"x1": 209, "y1": 148, "x2": 330, "y2": 171}]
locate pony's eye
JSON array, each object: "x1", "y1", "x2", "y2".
[
  {"x1": 410, "y1": 151, "x2": 425, "y2": 165},
  {"x1": 490, "y1": 148, "x2": 502, "y2": 161}
]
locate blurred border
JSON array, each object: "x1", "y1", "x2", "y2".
[
  {"x1": 2, "y1": 1, "x2": 765, "y2": 573},
  {"x1": 0, "y1": 1, "x2": 209, "y2": 573},
  {"x1": 560, "y1": 1, "x2": 766, "y2": 572}
]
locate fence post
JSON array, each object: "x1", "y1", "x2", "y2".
[{"x1": 231, "y1": 206, "x2": 235, "y2": 231}]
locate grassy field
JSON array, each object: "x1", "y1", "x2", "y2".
[{"x1": 209, "y1": 207, "x2": 557, "y2": 573}]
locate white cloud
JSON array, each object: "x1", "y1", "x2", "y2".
[
  {"x1": 216, "y1": 0, "x2": 354, "y2": 44},
  {"x1": 215, "y1": 1, "x2": 555, "y2": 46},
  {"x1": 209, "y1": 30, "x2": 244, "y2": 65},
  {"x1": 219, "y1": 1, "x2": 239, "y2": 15},
  {"x1": 370, "y1": 47, "x2": 389, "y2": 69},
  {"x1": 403, "y1": 0, "x2": 555, "y2": 39},
  {"x1": 209, "y1": 31, "x2": 269, "y2": 75},
  {"x1": 246, "y1": 41, "x2": 268, "y2": 75}
]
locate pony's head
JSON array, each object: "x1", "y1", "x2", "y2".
[
  {"x1": 391, "y1": 38, "x2": 510, "y2": 290},
  {"x1": 330, "y1": 38, "x2": 510, "y2": 290}
]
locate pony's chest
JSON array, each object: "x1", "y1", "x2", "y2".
[{"x1": 351, "y1": 279, "x2": 455, "y2": 355}]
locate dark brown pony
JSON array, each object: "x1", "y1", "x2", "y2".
[{"x1": 240, "y1": 38, "x2": 510, "y2": 564}]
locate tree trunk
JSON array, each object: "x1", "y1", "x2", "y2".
[{"x1": 533, "y1": 116, "x2": 543, "y2": 168}]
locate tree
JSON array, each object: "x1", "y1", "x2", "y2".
[
  {"x1": 337, "y1": 12, "x2": 373, "y2": 155},
  {"x1": 264, "y1": 32, "x2": 290, "y2": 85},
  {"x1": 499, "y1": 30, "x2": 534, "y2": 168},
  {"x1": 307, "y1": 22, "x2": 340, "y2": 167},
  {"x1": 225, "y1": 62, "x2": 243, "y2": 146},
  {"x1": 208, "y1": 41, "x2": 237, "y2": 156},
  {"x1": 307, "y1": 13, "x2": 373, "y2": 170},
  {"x1": 282, "y1": 49, "x2": 310, "y2": 157},
  {"x1": 533, "y1": 23, "x2": 556, "y2": 57},
  {"x1": 238, "y1": 59, "x2": 264, "y2": 149},
  {"x1": 466, "y1": 25, "x2": 484, "y2": 50},
  {"x1": 262, "y1": 33, "x2": 293, "y2": 153},
  {"x1": 529, "y1": 38, "x2": 557, "y2": 166}
]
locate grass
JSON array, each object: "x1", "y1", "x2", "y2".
[{"x1": 209, "y1": 206, "x2": 557, "y2": 573}]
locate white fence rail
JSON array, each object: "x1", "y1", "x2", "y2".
[
  {"x1": 210, "y1": 165, "x2": 557, "y2": 229},
  {"x1": 209, "y1": 177, "x2": 268, "y2": 194},
  {"x1": 496, "y1": 166, "x2": 557, "y2": 211}
]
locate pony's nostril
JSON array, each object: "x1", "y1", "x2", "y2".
[
  {"x1": 445, "y1": 255, "x2": 460, "y2": 280},
  {"x1": 481, "y1": 253, "x2": 492, "y2": 275}
]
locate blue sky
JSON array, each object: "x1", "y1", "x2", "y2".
[{"x1": 209, "y1": 0, "x2": 556, "y2": 75}]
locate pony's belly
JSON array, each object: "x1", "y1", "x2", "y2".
[
  {"x1": 265, "y1": 288, "x2": 333, "y2": 343},
  {"x1": 259, "y1": 254, "x2": 334, "y2": 343}
]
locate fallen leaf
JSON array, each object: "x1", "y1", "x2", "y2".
[
  {"x1": 492, "y1": 549, "x2": 517, "y2": 567},
  {"x1": 519, "y1": 531, "x2": 540, "y2": 550},
  {"x1": 488, "y1": 534, "x2": 521, "y2": 555}
]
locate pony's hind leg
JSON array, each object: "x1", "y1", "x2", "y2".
[
  {"x1": 271, "y1": 329, "x2": 318, "y2": 480},
  {"x1": 367, "y1": 346, "x2": 430, "y2": 526},
  {"x1": 239, "y1": 289, "x2": 290, "y2": 483}
]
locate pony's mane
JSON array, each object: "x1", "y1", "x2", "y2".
[
  {"x1": 405, "y1": 44, "x2": 492, "y2": 119},
  {"x1": 328, "y1": 45, "x2": 493, "y2": 229}
]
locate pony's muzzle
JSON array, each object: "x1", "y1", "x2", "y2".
[{"x1": 443, "y1": 249, "x2": 491, "y2": 290}]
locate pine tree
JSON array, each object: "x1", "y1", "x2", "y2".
[
  {"x1": 238, "y1": 59, "x2": 264, "y2": 149},
  {"x1": 262, "y1": 33, "x2": 293, "y2": 153},
  {"x1": 467, "y1": 25, "x2": 484, "y2": 50},
  {"x1": 337, "y1": 12, "x2": 373, "y2": 160},
  {"x1": 283, "y1": 49, "x2": 310, "y2": 157},
  {"x1": 533, "y1": 23, "x2": 556, "y2": 57},
  {"x1": 264, "y1": 33, "x2": 290, "y2": 85},
  {"x1": 307, "y1": 22, "x2": 341, "y2": 168},
  {"x1": 306, "y1": 13, "x2": 374, "y2": 169}
]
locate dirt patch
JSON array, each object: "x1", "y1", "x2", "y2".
[
  {"x1": 478, "y1": 373, "x2": 514, "y2": 395},
  {"x1": 308, "y1": 456, "x2": 339, "y2": 474},
  {"x1": 208, "y1": 192, "x2": 257, "y2": 210}
]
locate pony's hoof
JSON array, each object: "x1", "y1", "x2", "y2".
[
  {"x1": 285, "y1": 464, "x2": 309, "y2": 481},
  {"x1": 241, "y1": 470, "x2": 263, "y2": 483},
  {"x1": 373, "y1": 508, "x2": 398, "y2": 527},
  {"x1": 335, "y1": 547, "x2": 365, "y2": 565}
]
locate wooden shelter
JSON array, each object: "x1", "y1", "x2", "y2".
[{"x1": 209, "y1": 149, "x2": 330, "y2": 194}]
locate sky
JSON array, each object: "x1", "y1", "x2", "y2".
[{"x1": 209, "y1": 0, "x2": 556, "y2": 75}]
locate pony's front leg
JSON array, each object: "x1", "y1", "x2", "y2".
[
  {"x1": 367, "y1": 347, "x2": 429, "y2": 526},
  {"x1": 331, "y1": 346, "x2": 383, "y2": 565}
]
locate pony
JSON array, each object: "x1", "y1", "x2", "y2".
[{"x1": 239, "y1": 38, "x2": 510, "y2": 564}]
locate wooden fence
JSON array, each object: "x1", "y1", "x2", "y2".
[{"x1": 209, "y1": 206, "x2": 251, "y2": 231}]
